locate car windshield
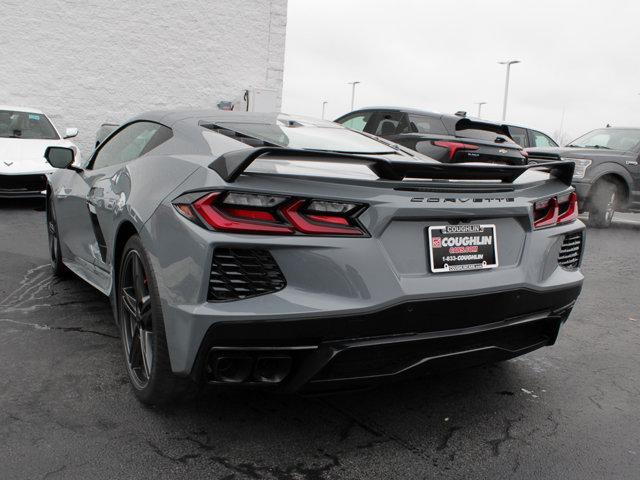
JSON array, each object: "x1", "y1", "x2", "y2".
[
  {"x1": 215, "y1": 119, "x2": 396, "y2": 154},
  {"x1": 0, "y1": 110, "x2": 59, "y2": 140},
  {"x1": 568, "y1": 128, "x2": 640, "y2": 151}
]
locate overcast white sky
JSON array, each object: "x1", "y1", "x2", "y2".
[{"x1": 281, "y1": 0, "x2": 640, "y2": 143}]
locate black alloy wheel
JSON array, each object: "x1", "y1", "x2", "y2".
[
  {"x1": 117, "y1": 235, "x2": 197, "y2": 404},
  {"x1": 120, "y1": 249, "x2": 154, "y2": 389}
]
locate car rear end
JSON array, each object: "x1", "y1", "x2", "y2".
[
  {"x1": 396, "y1": 132, "x2": 526, "y2": 165},
  {"x1": 144, "y1": 147, "x2": 584, "y2": 393}
]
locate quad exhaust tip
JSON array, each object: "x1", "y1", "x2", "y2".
[
  {"x1": 210, "y1": 353, "x2": 293, "y2": 384},
  {"x1": 253, "y1": 356, "x2": 292, "y2": 383},
  {"x1": 213, "y1": 356, "x2": 253, "y2": 383}
]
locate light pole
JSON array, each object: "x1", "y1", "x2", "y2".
[
  {"x1": 498, "y1": 60, "x2": 520, "y2": 120},
  {"x1": 348, "y1": 81, "x2": 361, "y2": 111},
  {"x1": 321, "y1": 101, "x2": 328, "y2": 119},
  {"x1": 475, "y1": 101, "x2": 487, "y2": 119}
]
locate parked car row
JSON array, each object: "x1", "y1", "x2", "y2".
[
  {"x1": 2, "y1": 103, "x2": 639, "y2": 230},
  {"x1": 335, "y1": 107, "x2": 640, "y2": 228}
]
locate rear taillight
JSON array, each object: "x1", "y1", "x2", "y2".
[
  {"x1": 433, "y1": 140, "x2": 480, "y2": 160},
  {"x1": 173, "y1": 191, "x2": 368, "y2": 236},
  {"x1": 533, "y1": 192, "x2": 578, "y2": 229}
]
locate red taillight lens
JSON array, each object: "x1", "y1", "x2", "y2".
[
  {"x1": 558, "y1": 192, "x2": 579, "y2": 224},
  {"x1": 433, "y1": 140, "x2": 480, "y2": 160},
  {"x1": 533, "y1": 192, "x2": 578, "y2": 229},
  {"x1": 174, "y1": 191, "x2": 367, "y2": 236},
  {"x1": 281, "y1": 200, "x2": 364, "y2": 235},
  {"x1": 193, "y1": 192, "x2": 294, "y2": 234}
]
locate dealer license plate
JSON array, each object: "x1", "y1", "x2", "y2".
[{"x1": 428, "y1": 224, "x2": 499, "y2": 273}]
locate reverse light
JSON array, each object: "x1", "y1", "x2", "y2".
[
  {"x1": 433, "y1": 140, "x2": 480, "y2": 160},
  {"x1": 174, "y1": 191, "x2": 367, "y2": 236},
  {"x1": 533, "y1": 192, "x2": 578, "y2": 229}
]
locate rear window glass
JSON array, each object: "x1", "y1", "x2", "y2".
[
  {"x1": 408, "y1": 114, "x2": 447, "y2": 135},
  {"x1": 457, "y1": 128, "x2": 513, "y2": 143},
  {"x1": 213, "y1": 119, "x2": 396, "y2": 154},
  {"x1": 455, "y1": 119, "x2": 512, "y2": 143}
]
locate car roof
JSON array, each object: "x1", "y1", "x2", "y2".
[
  {"x1": 341, "y1": 106, "x2": 510, "y2": 128},
  {"x1": 350, "y1": 106, "x2": 445, "y2": 117},
  {"x1": 0, "y1": 105, "x2": 45, "y2": 114}
]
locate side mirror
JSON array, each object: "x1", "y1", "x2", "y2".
[
  {"x1": 63, "y1": 127, "x2": 78, "y2": 139},
  {"x1": 45, "y1": 146, "x2": 76, "y2": 169}
]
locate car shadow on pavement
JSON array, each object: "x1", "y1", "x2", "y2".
[{"x1": 136, "y1": 357, "x2": 546, "y2": 478}]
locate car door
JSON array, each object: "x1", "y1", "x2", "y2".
[{"x1": 56, "y1": 121, "x2": 167, "y2": 275}]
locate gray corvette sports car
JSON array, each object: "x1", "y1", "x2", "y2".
[{"x1": 44, "y1": 111, "x2": 585, "y2": 404}]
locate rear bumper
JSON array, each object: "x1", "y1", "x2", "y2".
[{"x1": 191, "y1": 285, "x2": 581, "y2": 392}]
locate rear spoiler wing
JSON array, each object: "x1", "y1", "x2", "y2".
[{"x1": 209, "y1": 147, "x2": 575, "y2": 186}]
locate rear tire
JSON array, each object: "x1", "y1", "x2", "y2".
[
  {"x1": 117, "y1": 235, "x2": 197, "y2": 405},
  {"x1": 47, "y1": 196, "x2": 68, "y2": 276},
  {"x1": 589, "y1": 180, "x2": 620, "y2": 228}
]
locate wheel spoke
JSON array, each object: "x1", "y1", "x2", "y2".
[
  {"x1": 140, "y1": 328, "x2": 153, "y2": 378},
  {"x1": 121, "y1": 287, "x2": 138, "y2": 318},
  {"x1": 128, "y1": 327, "x2": 142, "y2": 368},
  {"x1": 132, "y1": 256, "x2": 146, "y2": 305},
  {"x1": 139, "y1": 295, "x2": 152, "y2": 327}
]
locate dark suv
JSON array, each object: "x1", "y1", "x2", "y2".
[
  {"x1": 335, "y1": 107, "x2": 530, "y2": 165},
  {"x1": 528, "y1": 127, "x2": 640, "y2": 227}
]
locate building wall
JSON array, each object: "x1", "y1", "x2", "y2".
[{"x1": 0, "y1": 0, "x2": 287, "y2": 155}]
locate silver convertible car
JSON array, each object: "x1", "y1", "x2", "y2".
[{"x1": 44, "y1": 111, "x2": 585, "y2": 404}]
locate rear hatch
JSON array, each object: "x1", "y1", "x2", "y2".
[{"x1": 392, "y1": 118, "x2": 527, "y2": 166}]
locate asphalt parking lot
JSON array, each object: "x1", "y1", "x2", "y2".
[{"x1": 1, "y1": 199, "x2": 639, "y2": 480}]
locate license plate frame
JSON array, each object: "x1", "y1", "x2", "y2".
[{"x1": 428, "y1": 224, "x2": 499, "y2": 273}]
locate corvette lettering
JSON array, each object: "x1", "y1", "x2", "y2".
[{"x1": 411, "y1": 197, "x2": 515, "y2": 203}]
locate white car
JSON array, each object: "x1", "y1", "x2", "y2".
[{"x1": 0, "y1": 106, "x2": 80, "y2": 198}]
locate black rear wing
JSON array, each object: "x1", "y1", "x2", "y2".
[{"x1": 209, "y1": 147, "x2": 574, "y2": 186}]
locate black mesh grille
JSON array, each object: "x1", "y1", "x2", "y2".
[
  {"x1": 0, "y1": 174, "x2": 47, "y2": 192},
  {"x1": 558, "y1": 232, "x2": 583, "y2": 270},
  {"x1": 208, "y1": 248, "x2": 286, "y2": 301}
]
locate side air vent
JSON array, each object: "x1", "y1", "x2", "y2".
[
  {"x1": 208, "y1": 248, "x2": 286, "y2": 301},
  {"x1": 558, "y1": 232, "x2": 583, "y2": 270}
]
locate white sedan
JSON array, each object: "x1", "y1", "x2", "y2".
[{"x1": 0, "y1": 106, "x2": 80, "y2": 198}]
